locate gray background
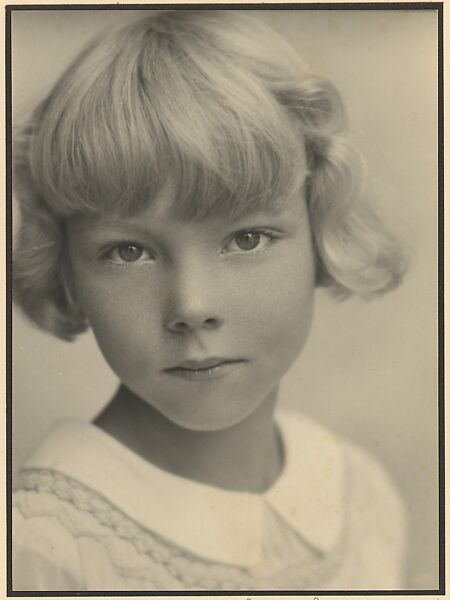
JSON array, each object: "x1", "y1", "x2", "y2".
[{"x1": 12, "y1": 9, "x2": 439, "y2": 588}]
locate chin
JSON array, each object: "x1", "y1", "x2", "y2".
[{"x1": 156, "y1": 400, "x2": 264, "y2": 433}]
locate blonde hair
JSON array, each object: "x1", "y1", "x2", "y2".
[{"x1": 13, "y1": 10, "x2": 406, "y2": 340}]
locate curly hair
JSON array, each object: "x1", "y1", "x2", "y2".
[{"x1": 13, "y1": 10, "x2": 406, "y2": 340}]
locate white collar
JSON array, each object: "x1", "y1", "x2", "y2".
[{"x1": 24, "y1": 410, "x2": 345, "y2": 567}]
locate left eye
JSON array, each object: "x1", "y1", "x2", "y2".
[
  {"x1": 104, "y1": 243, "x2": 153, "y2": 264},
  {"x1": 223, "y1": 231, "x2": 274, "y2": 253}
]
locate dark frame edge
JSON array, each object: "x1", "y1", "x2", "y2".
[
  {"x1": 2, "y1": 2, "x2": 446, "y2": 11},
  {"x1": 4, "y1": 2, "x2": 445, "y2": 596},
  {"x1": 437, "y1": 0, "x2": 445, "y2": 596},
  {"x1": 5, "y1": 3, "x2": 13, "y2": 596}
]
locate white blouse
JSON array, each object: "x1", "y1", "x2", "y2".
[{"x1": 13, "y1": 410, "x2": 407, "y2": 591}]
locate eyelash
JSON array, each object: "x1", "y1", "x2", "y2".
[
  {"x1": 99, "y1": 243, "x2": 154, "y2": 266},
  {"x1": 99, "y1": 229, "x2": 279, "y2": 266},
  {"x1": 222, "y1": 229, "x2": 278, "y2": 254}
]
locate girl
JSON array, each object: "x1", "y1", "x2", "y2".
[{"x1": 12, "y1": 10, "x2": 407, "y2": 591}]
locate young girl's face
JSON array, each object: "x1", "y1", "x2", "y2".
[{"x1": 67, "y1": 179, "x2": 315, "y2": 431}]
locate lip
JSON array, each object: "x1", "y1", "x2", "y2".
[{"x1": 164, "y1": 358, "x2": 246, "y2": 381}]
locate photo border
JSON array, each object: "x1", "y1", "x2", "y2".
[{"x1": 5, "y1": 3, "x2": 444, "y2": 596}]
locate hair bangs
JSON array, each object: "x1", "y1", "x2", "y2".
[{"x1": 24, "y1": 13, "x2": 307, "y2": 223}]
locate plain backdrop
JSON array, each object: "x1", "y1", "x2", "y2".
[{"x1": 12, "y1": 9, "x2": 438, "y2": 589}]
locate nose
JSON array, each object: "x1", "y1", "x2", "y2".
[{"x1": 164, "y1": 263, "x2": 223, "y2": 335}]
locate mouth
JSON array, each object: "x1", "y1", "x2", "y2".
[{"x1": 164, "y1": 358, "x2": 246, "y2": 381}]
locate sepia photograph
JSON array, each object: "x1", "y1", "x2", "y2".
[{"x1": 9, "y1": 5, "x2": 440, "y2": 593}]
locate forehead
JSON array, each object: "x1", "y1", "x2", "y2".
[
  {"x1": 70, "y1": 178, "x2": 308, "y2": 238},
  {"x1": 113, "y1": 174, "x2": 306, "y2": 224}
]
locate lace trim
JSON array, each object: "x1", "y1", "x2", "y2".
[{"x1": 15, "y1": 468, "x2": 347, "y2": 590}]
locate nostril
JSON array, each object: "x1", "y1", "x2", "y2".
[
  {"x1": 167, "y1": 317, "x2": 219, "y2": 333},
  {"x1": 204, "y1": 318, "x2": 217, "y2": 330}
]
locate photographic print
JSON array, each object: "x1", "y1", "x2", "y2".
[{"x1": 9, "y1": 5, "x2": 441, "y2": 593}]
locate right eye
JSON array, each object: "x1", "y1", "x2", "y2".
[{"x1": 102, "y1": 243, "x2": 154, "y2": 265}]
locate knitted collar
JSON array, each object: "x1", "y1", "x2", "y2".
[{"x1": 23, "y1": 410, "x2": 345, "y2": 567}]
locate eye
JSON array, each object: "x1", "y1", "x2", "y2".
[
  {"x1": 223, "y1": 230, "x2": 275, "y2": 254},
  {"x1": 102, "y1": 242, "x2": 153, "y2": 264}
]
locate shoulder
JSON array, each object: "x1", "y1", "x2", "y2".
[
  {"x1": 278, "y1": 408, "x2": 406, "y2": 524},
  {"x1": 13, "y1": 483, "x2": 85, "y2": 591},
  {"x1": 277, "y1": 409, "x2": 407, "y2": 584},
  {"x1": 12, "y1": 421, "x2": 111, "y2": 591},
  {"x1": 342, "y1": 436, "x2": 407, "y2": 532},
  {"x1": 13, "y1": 420, "x2": 133, "y2": 540},
  {"x1": 342, "y1": 439, "x2": 408, "y2": 587},
  {"x1": 13, "y1": 422, "x2": 185, "y2": 591},
  {"x1": 18, "y1": 420, "x2": 106, "y2": 473}
]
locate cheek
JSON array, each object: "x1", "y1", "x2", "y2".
[
  {"x1": 73, "y1": 272, "x2": 162, "y2": 377},
  {"x1": 233, "y1": 247, "x2": 316, "y2": 360},
  {"x1": 263, "y1": 266, "x2": 315, "y2": 349}
]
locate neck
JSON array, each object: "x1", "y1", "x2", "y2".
[{"x1": 94, "y1": 385, "x2": 284, "y2": 494}]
